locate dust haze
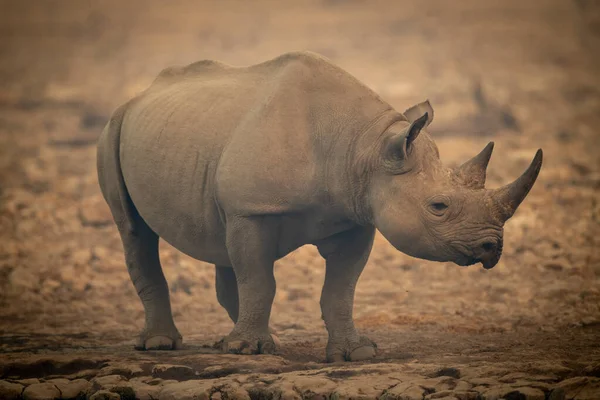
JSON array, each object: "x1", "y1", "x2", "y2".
[{"x1": 1, "y1": 1, "x2": 599, "y2": 399}]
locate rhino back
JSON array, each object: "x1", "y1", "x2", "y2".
[{"x1": 118, "y1": 52, "x2": 393, "y2": 261}]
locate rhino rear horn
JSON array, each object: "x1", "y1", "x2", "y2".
[
  {"x1": 455, "y1": 142, "x2": 495, "y2": 189},
  {"x1": 492, "y1": 149, "x2": 543, "y2": 220}
]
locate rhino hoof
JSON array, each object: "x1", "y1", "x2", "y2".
[
  {"x1": 326, "y1": 336, "x2": 377, "y2": 362},
  {"x1": 348, "y1": 344, "x2": 376, "y2": 361},
  {"x1": 135, "y1": 335, "x2": 182, "y2": 351},
  {"x1": 221, "y1": 334, "x2": 278, "y2": 355}
]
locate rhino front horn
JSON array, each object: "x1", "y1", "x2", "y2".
[
  {"x1": 492, "y1": 149, "x2": 543, "y2": 220},
  {"x1": 455, "y1": 141, "x2": 495, "y2": 189}
]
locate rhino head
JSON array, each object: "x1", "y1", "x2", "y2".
[{"x1": 369, "y1": 100, "x2": 543, "y2": 269}]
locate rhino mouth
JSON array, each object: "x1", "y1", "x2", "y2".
[
  {"x1": 456, "y1": 257, "x2": 481, "y2": 267},
  {"x1": 456, "y1": 254, "x2": 500, "y2": 270}
]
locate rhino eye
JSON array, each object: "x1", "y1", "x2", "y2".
[{"x1": 429, "y1": 201, "x2": 449, "y2": 215}]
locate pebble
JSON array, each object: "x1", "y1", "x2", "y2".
[
  {"x1": 481, "y1": 385, "x2": 545, "y2": 400},
  {"x1": 49, "y1": 378, "x2": 90, "y2": 399},
  {"x1": 17, "y1": 378, "x2": 41, "y2": 386},
  {"x1": 554, "y1": 377, "x2": 600, "y2": 400},
  {"x1": 159, "y1": 380, "x2": 213, "y2": 400},
  {"x1": 152, "y1": 364, "x2": 196, "y2": 380},
  {"x1": 89, "y1": 390, "x2": 121, "y2": 400},
  {"x1": 0, "y1": 380, "x2": 24, "y2": 400},
  {"x1": 22, "y1": 382, "x2": 61, "y2": 400}
]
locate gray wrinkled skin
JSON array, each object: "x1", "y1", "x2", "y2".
[{"x1": 96, "y1": 51, "x2": 543, "y2": 362}]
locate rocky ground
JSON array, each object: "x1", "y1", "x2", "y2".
[{"x1": 1, "y1": 0, "x2": 600, "y2": 399}]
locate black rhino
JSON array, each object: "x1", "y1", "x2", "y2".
[{"x1": 97, "y1": 51, "x2": 542, "y2": 362}]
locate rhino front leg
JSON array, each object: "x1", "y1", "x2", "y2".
[
  {"x1": 220, "y1": 216, "x2": 277, "y2": 354},
  {"x1": 317, "y1": 225, "x2": 377, "y2": 362},
  {"x1": 215, "y1": 265, "x2": 280, "y2": 349},
  {"x1": 119, "y1": 220, "x2": 182, "y2": 350}
]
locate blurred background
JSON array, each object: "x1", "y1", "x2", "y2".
[{"x1": 0, "y1": 0, "x2": 599, "y2": 393}]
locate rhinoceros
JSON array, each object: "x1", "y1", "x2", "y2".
[{"x1": 97, "y1": 51, "x2": 542, "y2": 362}]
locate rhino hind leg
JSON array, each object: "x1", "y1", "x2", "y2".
[
  {"x1": 219, "y1": 217, "x2": 278, "y2": 355},
  {"x1": 119, "y1": 218, "x2": 182, "y2": 351},
  {"x1": 317, "y1": 226, "x2": 378, "y2": 362},
  {"x1": 97, "y1": 105, "x2": 181, "y2": 350}
]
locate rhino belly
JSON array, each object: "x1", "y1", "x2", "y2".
[
  {"x1": 124, "y1": 161, "x2": 230, "y2": 265},
  {"x1": 119, "y1": 131, "x2": 230, "y2": 265}
]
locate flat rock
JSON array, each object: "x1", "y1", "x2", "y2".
[
  {"x1": 467, "y1": 378, "x2": 499, "y2": 387},
  {"x1": 152, "y1": 364, "x2": 196, "y2": 380},
  {"x1": 126, "y1": 380, "x2": 163, "y2": 400},
  {"x1": 49, "y1": 378, "x2": 91, "y2": 399},
  {"x1": 22, "y1": 382, "x2": 61, "y2": 400},
  {"x1": 90, "y1": 374, "x2": 128, "y2": 394},
  {"x1": 425, "y1": 390, "x2": 458, "y2": 399},
  {"x1": 97, "y1": 363, "x2": 144, "y2": 378},
  {"x1": 451, "y1": 391, "x2": 480, "y2": 400},
  {"x1": 481, "y1": 385, "x2": 545, "y2": 400},
  {"x1": 554, "y1": 377, "x2": 600, "y2": 400},
  {"x1": 89, "y1": 390, "x2": 120, "y2": 400},
  {"x1": 453, "y1": 381, "x2": 472, "y2": 392},
  {"x1": 159, "y1": 380, "x2": 214, "y2": 400},
  {"x1": 0, "y1": 380, "x2": 24, "y2": 400},
  {"x1": 16, "y1": 378, "x2": 41, "y2": 386},
  {"x1": 91, "y1": 374, "x2": 127, "y2": 387},
  {"x1": 259, "y1": 375, "x2": 336, "y2": 399},
  {"x1": 381, "y1": 382, "x2": 427, "y2": 400}
]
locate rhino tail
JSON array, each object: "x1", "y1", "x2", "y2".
[{"x1": 96, "y1": 102, "x2": 138, "y2": 235}]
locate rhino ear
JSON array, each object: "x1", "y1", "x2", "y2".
[
  {"x1": 404, "y1": 100, "x2": 434, "y2": 127},
  {"x1": 384, "y1": 112, "x2": 429, "y2": 168}
]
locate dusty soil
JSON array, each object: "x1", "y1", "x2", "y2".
[{"x1": 1, "y1": 0, "x2": 600, "y2": 399}]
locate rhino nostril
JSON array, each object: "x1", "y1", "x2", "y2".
[{"x1": 482, "y1": 241, "x2": 496, "y2": 252}]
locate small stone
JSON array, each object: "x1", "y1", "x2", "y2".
[
  {"x1": 433, "y1": 377, "x2": 457, "y2": 392},
  {"x1": 50, "y1": 378, "x2": 90, "y2": 399},
  {"x1": 16, "y1": 377, "x2": 41, "y2": 386},
  {"x1": 468, "y1": 378, "x2": 498, "y2": 387},
  {"x1": 90, "y1": 374, "x2": 128, "y2": 395},
  {"x1": 547, "y1": 388, "x2": 566, "y2": 400},
  {"x1": 481, "y1": 385, "x2": 545, "y2": 400},
  {"x1": 91, "y1": 374, "x2": 127, "y2": 388},
  {"x1": 214, "y1": 383, "x2": 250, "y2": 400},
  {"x1": 97, "y1": 363, "x2": 144, "y2": 378},
  {"x1": 452, "y1": 391, "x2": 480, "y2": 400},
  {"x1": 425, "y1": 390, "x2": 459, "y2": 399},
  {"x1": 45, "y1": 379, "x2": 69, "y2": 386},
  {"x1": 22, "y1": 382, "x2": 61, "y2": 400},
  {"x1": 509, "y1": 379, "x2": 551, "y2": 392},
  {"x1": 512, "y1": 387, "x2": 545, "y2": 400},
  {"x1": 146, "y1": 377, "x2": 166, "y2": 386},
  {"x1": 554, "y1": 377, "x2": 600, "y2": 400},
  {"x1": 384, "y1": 384, "x2": 426, "y2": 400},
  {"x1": 431, "y1": 367, "x2": 461, "y2": 379},
  {"x1": 110, "y1": 385, "x2": 136, "y2": 400},
  {"x1": 89, "y1": 390, "x2": 120, "y2": 400},
  {"x1": 0, "y1": 380, "x2": 24, "y2": 400},
  {"x1": 159, "y1": 380, "x2": 213, "y2": 400},
  {"x1": 152, "y1": 364, "x2": 196, "y2": 380},
  {"x1": 583, "y1": 363, "x2": 600, "y2": 377},
  {"x1": 127, "y1": 380, "x2": 161, "y2": 400},
  {"x1": 498, "y1": 372, "x2": 533, "y2": 383},
  {"x1": 454, "y1": 381, "x2": 472, "y2": 392}
]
